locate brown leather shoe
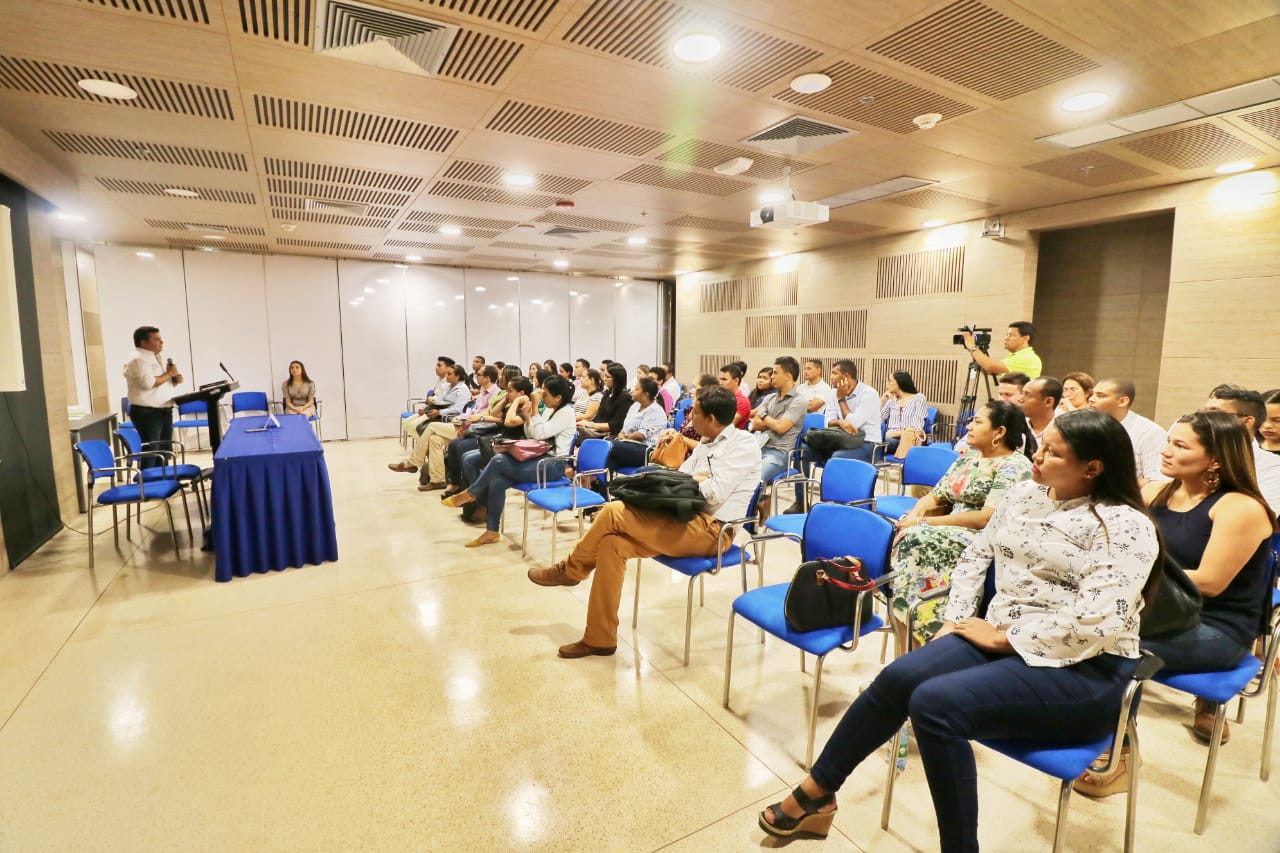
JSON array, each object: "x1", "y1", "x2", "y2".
[
  {"x1": 528, "y1": 562, "x2": 579, "y2": 587},
  {"x1": 387, "y1": 462, "x2": 418, "y2": 473},
  {"x1": 558, "y1": 639, "x2": 616, "y2": 658},
  {"x1": 1193, "y1": 698, "x2": 1229, "y2": 744},
  {"x1": 418, "y1": 481, "x2": 445, "y2": 491}
]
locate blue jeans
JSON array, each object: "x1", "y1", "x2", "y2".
[
  {"x1": 464, "y1": 453, "x2": 566, "y2": 532},
  {"x1": 831, "y1": 445, "x2": 875, "y2": 463},
  {"x1": 1142, "y1": 620, "x2": 1251, "y2": 673},
  {"x1": 760, "y1": 447, "x2": 804, "y2": 506},
  {"x1": 809, "y1": 634, "x2": 1138, "y2": 853}
]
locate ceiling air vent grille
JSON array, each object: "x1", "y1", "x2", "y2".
[
  {"x1": 383, "y1": 239, "x2": 473, "y2": 251},
  {"x1": 487, "y1": 100, "x2": 673, "y2": 156},
  {"x1": 742, "y1": 115, "x2": 857, "y2": 156},
  {"x1": 563, "y1": 0, "x2": 821, "y2": 92},
  {"x1": 304, "y1": 197, "x2": 372, "y2": 217},
  {"x1": 397, "y1": 224, "x2": 502, "y2": 238},
  {"x1": 77, "y1": 0, "x2": 210, "y2": 24},
  {"x1": 316, "y1": 0, "x2": 458, "y2": 77},
  {"x1": 415, "y1": 0, "x2": 559, "y2": 32},
  {"x1": 817, "y1": 175, "x2": 936, "y2": 208},
  {"x1": 253, "y1": 95, "x2": 459, "y2": 151},
  {"x1": 278, "y1": 239, "x2": 373, "y2": 251},
  {"x1": 166, "y1": 238, "x2": 268, "y2": 252},
  {"x1": 542, "y1": 226, "x2": 594, "y2": 238},
  {"x1": 887, "y1": 189, "x2": 994, "y2": 214},
  {"x1": 490, "y1": 241, "x2": 553, "y2": 251},
  {"x1": 867, "y1": 0, "x2": 1098, "y2": 100},
  {"x1": 238, "y1": 0, "x2": 313, "y2": 45},
  {"x1": 266, "y1": 177, "x2": 411, "y2": 207},
  {"x1": 274, "y1": 209, "x2": 394, "y2": 228},
  {"x1": 146, "y1": 220, "x2": 266, "y2": 236},
  {"x1": 438, "y1": 29, "x2": 524, "y2": 86},
  {"x1": 97, "y1": 178, "x2": 255, "y2": 204},
  {"x1": 264, "y1": 157, "x2": 422, "y2": 192},
  {"x1": 665, "y1": 214, "x2": 746, "y2": 232},
  {"x1": 43, "y1": 131, "x2": 248, "y2": 170},
  {"x1": 0, "y1": 56, "x2": 234, "y2": 119},
  {"x1": 534, "y1": 212, "x2": 641, "y2": 232},
  {"x1": 1240, "y1": 105, "x2": 1280, "y2": 142},
  {"x1": 773, "y1": 64, "x2": 975, "y2": 135}
]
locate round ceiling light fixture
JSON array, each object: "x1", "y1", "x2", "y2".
[
  {"x1": 439, "y1": 225, "x2": 462, "y2": 236},
  {"x1": 767, "y1": 250, "x2": 784, "y2": 258},
  {"x1": 405, "y1": 255, "x2": 423, "y2": 261},
  {"x1": 135, "y1": 251, "x2": 155, "y2": 259},
  {"x1": 503, "y1": 172, "x2": 534, "y2": 187},
  {"x1": 922, "y1": 219, "x2": 947, "y2": 228},
  {"x1": 553, "y1": 257, "x2": 569, "y2": 269},
  {"x1": 163, "y1": 187, "x2": 199, "y2": 198},
  {"x1": 626, "y1": 236, "x2": 648, "y2": 246},
  {"x1": 789, "y1": 73, "x2": 832, "y2": 95},
  {"x1": 515, "y1": 223, "x2": 537, "y2": 231},
  {"x1": 201, "y1": 234, "x2": 226, "y2": 241},
  {"x1": 76, "y1": 78, "x2": 138, "y2": 100},
  {"x1": 1215, "y1": 160, "x2": 1255, "y2": 174},
  {"x1": 506, "y1": 275, "x2": 519, "y2": 281},
  {"x1": 1061, "y1": 91, "x2": 1109, "y2": 112},
  {"x1": 672, "y1": 33, "x2": 721, "y2": 63}
]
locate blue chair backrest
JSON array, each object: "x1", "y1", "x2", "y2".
[
  {"x1": 577, "y1": 438, "x2": 611, "y2": 473},
  {"x1": 924, "y1": 406, "x2": 938, "y2": 436},
  {"x1": 673, "y1": 407, "x2": 686, "y2": 431},
  {"x1": 178, "y1": 400, "x2": 206, "y2": 417},
  {"x1": 75, "y1": 439, "x2": 117, "y2": 481},
  {"x1": 902, "y1": 445, "x2": 959, "y2": 489},
  {"x1": 115, "y1": 427, "x2": 142, "y2": 455},
  {"x1": 802, "y1": 504, "x2": 894, "y2": 578},
  {"x1": 802, "y1": 412, "x2": 825, "y2": 433},
  {"x1": 821, "y1": 458, "x2": 877, "y2": 504},
  {"x1": 121, "y1": 396, "x2": 131, "y2": 417},
  {"x1": 742, "y1": 483, "x2": 763, "y2": 535},
  {"x1": 232, "y1": 391, "x2": 269, "y2": 413}
]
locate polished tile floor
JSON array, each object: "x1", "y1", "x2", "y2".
[{"x1": 2, "y1": 437, "x2": 1278, "y2": 851}]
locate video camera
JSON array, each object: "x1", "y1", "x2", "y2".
[{"x1": 953, "y1": 325, "x2": 992, "y2": 352}]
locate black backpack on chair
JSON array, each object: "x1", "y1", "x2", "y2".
[{"x1": 607, "y1": 469, "x2": 708, "y2": 521}]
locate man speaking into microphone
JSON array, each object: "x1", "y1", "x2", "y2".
[{"x1": 124, "y1": 325, "x2": 182, "y2": 468}]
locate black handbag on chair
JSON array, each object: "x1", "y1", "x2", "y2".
[
  {"x1": 784, "y1": 556, "x2": 878, "y2": 633},
  {"x1": 1139, "y1": 554, "x2": 1202, "y2": 638}
]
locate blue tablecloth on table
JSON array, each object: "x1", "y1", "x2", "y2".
[{"x1": 211, "y1": 414, "x2": 338, "y2": 582}]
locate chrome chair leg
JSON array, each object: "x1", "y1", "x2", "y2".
[
  {"x1": 178, "y1": 489, "x2": 194, "y2": 542},
  {"x1": 88, "y1": 502, "x2": 97, "y2": 569},
  {"x1": 112, "y1": 505, "x2": 119, "y2": 549},
  {"x1": 1050, "y1": 779, "x2": 1072, "y2": 853},
  {"x1": 549, "y1": 513, "x2": 558, "y2": 563},
  {"x1": 800, "y1": 649, "x2": 806, "y2": 674},
  {"x1": 805, "y1": 654, "x2": 827, "y2": 769},
  {"x1": 684, "y1": 576, "x2": 696, "y2": 666},
  {"x1": 521, "y1": 501, "x2": 530, "y2": 557},
  {"x1": 1263, "y1": 674, "x2": 1278, "y2": 781},
  {"x1": 1124, "y1": 721, "x2": 1141, "y2": 853},
  {"x1": 880, "y1": 725, "x2": 904, "y2": 829},
  {"x1": 164, "y1": 500, "x2": 180, "y2": 558},
  {"x1": 632, "y1": 559, "x2": 643, "y2": 629},
  {"x1": 723, "y1": 614, "x2": 737, "y2": 707},
  {"x1": 1195, "y1": 704, "x2": 1230, "y2": 833}
]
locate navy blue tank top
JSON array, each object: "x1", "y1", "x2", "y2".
[{"x1": 1152, "y1": 491, "x2": 1271, "y2": 647}]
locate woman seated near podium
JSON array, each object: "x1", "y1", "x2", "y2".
[{"x1": 282, "y1": 360, "x2": 316, "y2": 416}]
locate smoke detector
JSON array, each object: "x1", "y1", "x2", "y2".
[{"x1": 913, "y1": 112, "x2": 942, "y2": 130}]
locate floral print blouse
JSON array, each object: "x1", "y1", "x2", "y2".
[
  {"x1": 942, "y1": 480, "x2": 1159, "y2": 668},
  {"x1": 931, "y1": 449, "x2": 1032, "y2": 514}
]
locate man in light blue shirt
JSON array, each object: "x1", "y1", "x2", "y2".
[{"x1": 805, "y1": 359, "x2": 880, "y2": 467}]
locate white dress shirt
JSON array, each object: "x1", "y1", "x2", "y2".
[
  {"x1": 525, "y1": 404, "x2": 577, "y2": 456},
  {"x1": 1119, "y1": 410, "x2": 1169, "y2": 481},
  {"x1": 838, "y1": 381, "x2": 881, "y2": 437},
  {"x1": 123, "y1": 347, "x2": 175, "y2": 408},
  {"x1": 1252, "y1": 442, "x2": 1280, "y2": 514},
  {"x1": 680, "y1": 424, "x2": 763, "y2": 521},
  {"x1": 798, "y1": 379, "x2": 839, "y2": 422},
  {"x1": 663, "y1": 377, "x2": 683, "y2": 404}
]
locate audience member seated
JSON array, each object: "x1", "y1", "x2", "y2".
[
  {"x1": 402, "y1": 356, "x2": 457, "y2": 438},
  {"x1": 955, "y1": 372, "x2": 1031, "y2": 453},
  {"x1": 466, "y1": 355, "x2": 486, "y2": 391},
  {"x1": 573, "y1": 369, "x2": 603, "y2": 423},
  {"x1": 880, "y1": 370, "x2": 927, "y2": 457},
  {"x1": 526, "y1": 362, "x2": 539, "y2": 381},
  {"x1": 444, "y1": 374, "x2": 529, "y2": 509},
  {"x1": 402, "y1": 365, "x2": 502, "y2": 491},
  {"x1": 804, "y1": 358, "x2": 881, "y2": 467},
  {"x1": 661, "y1": 362, "x2": 682, "y2": 402},
  {"x1": 716, "y1": 363, "x2": 752, "y2": 428},
  {"x1": 750, "y1": 356, "x2": 806, "y2": 517},
  {"x1": 656, "y1": 374, "x2": 721, "y2": 463},
  {"x1": 389, "y1": 363, "x2": 470, "y2": 473},
  {"x1": 795, "y1": 358, "x2": 838, "y2": 419},
  {"x1": 1077, "y1": 412, "x2": 1274, "y2": 795},
  {"x1": 525, "y1": 386, "x2": 762, "y2": 658},
  {"x1": 605, "y1": 376, "x2": 667, "y2": 474},
  {"x1": 889, "y1": 401, "x2": 1035, "y2": 651},
  {"x1": 281, "y1": 360, "x2": 316, "y2": 416},
  {"x1": 1020, "y1": 375, "x2": 1061, "y2": 448},
  {"x1": 650, "y1": 366, "x2": 674, "y2": 414},
  {"x1": 572, "y1": 358, "x2": 591, "y2": 399},
  {"x1": 759, "y1": 409, "x2": 1157, "y2": 847},
  {"x1": 1263, "y1": 389, "x2": 1280, "y2": 455},
  {"x1": 579, "y1": 364, "x2": 631, "y2": 439},
  {"x1": 747, "y1": 366, "x2": 773, "y2": 409},
  {"x1": 1058, "y1": 371, "x2": 1095, "y2": 414},
  {"x1": 960, "y1": 320, "x2": 1043, "y2": 379},
  {"x1": 445, "y1": 376, "x2": 577, "y2": 547},
  {"x1": 1089, "y1": 378, "x2": 1168, "y2": 481},
  {"x1": 1201, "y1": 385, "x2": 1280, "y2": 513}
]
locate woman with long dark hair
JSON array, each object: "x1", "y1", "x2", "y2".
[
  {"x1": 880, "y1": 370, "x2": 927, "y2": 456},
  {"x1": 888, "y1": 400, "x2": 1036, "y2": 651},
  {"x1": 281, "y1": 360, "x2": 316, "y2": 416},
  {"x1": 760, "y1": 410, "x2": 1160, "y2": 850},
  {"x1": 579, "y1": 363, "x2": 631, "y2": 438}
]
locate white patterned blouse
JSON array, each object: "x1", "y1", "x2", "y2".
[{"x1": 942, "y1": 480, "x2": 1159, "y2": 668}]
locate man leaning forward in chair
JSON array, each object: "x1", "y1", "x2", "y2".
[{"x1": 528, "y1": 385, "x2": 762, "y2": 659}]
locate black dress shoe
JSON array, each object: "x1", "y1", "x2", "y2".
[{"x1": 783, "y1": 502, "x2": 806, "y2": 515}]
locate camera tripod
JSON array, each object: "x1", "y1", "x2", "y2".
[{"x1": 956, "y1": 354, "x2": 993, "y2": 440}]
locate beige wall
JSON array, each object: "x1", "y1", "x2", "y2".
[
  {"x1": 1032, "y1": 214, "x2": 1173, "y2": 418},
  {"x1": 676, "y1": 167, "x2": 1280, "y2": 433}
]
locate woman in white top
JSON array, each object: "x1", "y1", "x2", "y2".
[
  {"x1": 759, "y1": 409, "x2": 1160, "y2": 849},
  {"x1": 444, "y1": 375, "x2": 577, "y2": 547},
  {"x1": 880, "y1": 370, "x2": 928, "y2": 455}
]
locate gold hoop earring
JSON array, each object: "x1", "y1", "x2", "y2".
[
  {"x1": 1203, "y1": 468, "x2": 1221, "y2": 490},
  {"x1": 991, "y1": 438, "x2": 1000, "y2": 449}
]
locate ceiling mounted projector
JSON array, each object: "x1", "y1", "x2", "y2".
[{"x1": 750, "y1": 200, "x2": 829, "y2": 230}]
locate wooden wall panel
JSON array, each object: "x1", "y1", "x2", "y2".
[{"x1": 875, "y1": 245, "x2": 965, "y2": 299}]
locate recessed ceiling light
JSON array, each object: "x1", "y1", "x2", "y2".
[
  {"x1": 614, "y1": 281, "x2": 625, "y2": 288},
  {"x1": 135, "y1": 251, "x2": 154, "y2": 259},
  {"x1": 474, "y1": 286, "x2": 486, "y2": 292},
  {"x1": 789, "y1": 73, "x2": 832, "y2": 94},
  {"x1": 674, "y1": 269, "x2": 687, "y2": 275},
  {"x1": 672, "y1": 33, "x2": 720, "y2": 63},
  {"x1": 1061, "y1": 91, "x2": 1109, "y2": 112},
  {"x1": 530, "y1": 298, "x2": 543, "y2": 305},
  {"x1": 626, "y1": 236, "x2": 647, "y2": 246},
  {"x1": 201, "y1": 234, "x2": 226, "y2": 240},
  {"x1": 435, "y1": 300, "x2": 445, "y2": 306},
  {"x1": 198, "y1": 246, "x2": 217, "y2": 252},
  {"x1": 488, "y1": 303, "x2": 498, "y2": 309},
  {"x1": 363, "y1": 286, "x2": 375, "y2": 294},
  {"x1": 1215, "y1": 160, "x2": 1255, "y2": 174},
  {"x1": 767, "y1": 250, "x2": 784, "y2": 258},
  {"x1": 348, "y1": 300, "x2": 361, "y2": 306},
  {"x1": 376, "y1": 278, "x2": 390, "y2": 284},
  {"x1": 394, "y1": 264, "x2": 408, "y2": 269},
  {"x1": 76, "y1": 78, "x2": 138, "y2": 100},
  {"x1": 454, "y1": 294, "x2": 464, "y2": 300},
  {"x1": 506, "y1": 275, "x2": 519, "y2": 282},
  {"x1": 922, "y1": 218, "x2": 947, "y2": 228},
  {"x1": 163, "y1": 187, "x2": 199, "y2": 198},
  {"x1": 405, "y1": 255, "x2": 422, "y2": 261},
  {"x1": 553, "y1": 258, "x2": 569, "y2": 269},
  {"x1": 506, "y1": 301, "x2": 515, "y2": 307},
  {"x1": 503, "y1": 172, "x2": 534, "y2": 187},
  {"x1": 760, "y1": 191, "x2": 785, "y2": 204},
  {"x1": 54, "y1": 211, "x2": 85, "y2": 222},
  {"x1": 439, "y1": 225, "x2": 462, "y2": 236},
  {"x1": 569, "y1": 290, "x2": 579, "y2": 296}
]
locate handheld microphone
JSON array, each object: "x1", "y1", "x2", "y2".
[{"x1": 166, "y1": 358, "x2": 179, "y2": 385}]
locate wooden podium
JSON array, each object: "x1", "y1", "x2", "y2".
[{"x1": 174, "y1": 380, "x2": 239, "y2": 453}]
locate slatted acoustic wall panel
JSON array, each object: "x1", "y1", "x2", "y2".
[
  {"x1": 868, "y1": 357, "x2": 960, "y2": 415},
  {"x1": 875, "y1": 245, "x2": 965, "y2": 299},
  {"x1": 800, "y1": 309, "x2": 867, "y2": 349},
  {"x1": 744, "y1": 314, "x2": 797, "y2": 349},
  {"x1": 699, "y1": 354, "x2": 742, "y2": 376},
  {"x1": 699, "y1": 272, "x2": 798, "y2": 313}
]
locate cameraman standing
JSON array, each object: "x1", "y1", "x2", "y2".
[{"x1": 961, "y1": 321, "x2": 1042, "y2": 379}]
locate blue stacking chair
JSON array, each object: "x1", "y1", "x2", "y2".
[
  {"x1": 503, "y1": 433, "x2": 578, "y2": 535},
  {"x1": 758, "y1": 459, "x2": 878, "y2": 575},
  {"x1": 873, "y1": 446, "x2": 959, "y2": 520},
  {"x1": 724, "y1": 504, "x2": 896, "y2": 768},
  {"x1": 115, "y1": 427, "x2": 208, "y2": 527},
  {"x1": 870, "y1": 406, "x2": 939, "y2": 469},
  {"x1": 521, "y1": 438, "x2": 610, "y2": 560},
  {"x1": 173, "y1": 400, "x2": 210, "y2": 450},
  {"x1": 631, "y1": 484, "x2": 763, "y2": 666},
  {"x1": 120, "y1": 396, "x2": 133, "y2": 430},
  {"x1": 230, "y1": 391, "x2": 269, "y2": 417},
  {"x1": 400, "y1": 392, "x2": 431, "y2": 447},
  {"x1": 73, "y1": 439, "x2": 193, "y2": 569},
  {"x1": 1149, "y1": 533, "x2": 1280, "y2": 834}
]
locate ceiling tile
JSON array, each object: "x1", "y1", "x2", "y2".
[
  {"x1": 1120, "y1": 122, "x2": 1265, "y2": 169},
  {"x1": 1024, "y1": 150, "x2": 1157, "y2": 186},
  {"x1": 485, "y1": 99, "x2": 674, "y2": 156},
  {"x1": 773, "y1": 61, "x2": 976, "y2": 134}
]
